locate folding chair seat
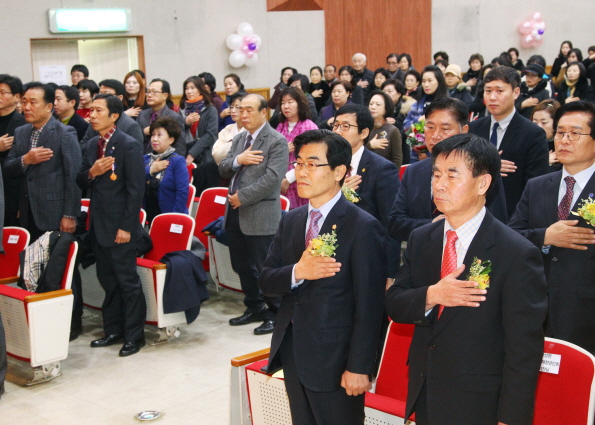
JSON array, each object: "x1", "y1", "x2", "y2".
[{"x1": 194, "y1": 187, "x2": 228, "y2": 275}]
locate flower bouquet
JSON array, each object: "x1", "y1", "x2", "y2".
[
  {"x1": 467, "y1": 257, "x2": 492, "y2": 290},
  {"x1": 309, "y1": 225, "x2": 338, "y2": 257},
  {"x1": 572, "y1": 197, "x2": 595, "y2": 227},
  {"x1": 341, "y1": 185, "x2": 360, "y2": 203},
  {"x1": 405, "y1": 118, "x2": 426, "y2": 153}
]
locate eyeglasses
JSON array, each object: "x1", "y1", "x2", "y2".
[
  {"x1": 554, "y1": 130, "x2": 591, "y2": 141},
  {"x1": 332, "y1": 122, "x2": 358, "y2": 132},
  {"x1": 292, "y1": 161, "x2": 330, "y2": 172},
  {"x1": 145, "y1": 90, "x2": 163, "y2": 95}
]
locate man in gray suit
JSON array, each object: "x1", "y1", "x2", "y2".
[
  {"x1": 220, "y1": 94, "x2": 289, "y2": 335},
  {"x1": 4, "y1": 82, "x2": 82, "y2": 242}
]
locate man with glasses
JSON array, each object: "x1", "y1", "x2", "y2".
[
  {"x1": 259, "y1": 129, "x2": 386, "y2": 425},
  {"x1": 389, "y1": 98, "x2": 508, "y2": 243},
  {"x1": 219, "y1": 94, "x2": 288, "y2": 335},
  {"x1": 137, "y1": 78, "x2": 186, "y2": 155},
  {"x1": 332, "y1": 104, "x2": 400, "y2": 287},
  {"x1": 510, "y1": 100, "x2": 595, "y2": 353}
]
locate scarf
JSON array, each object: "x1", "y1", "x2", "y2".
[
  {"x1": 521, "y1": 79, "x2": 548, "y2": 97},
  {"x1": 564, "y1": 77, "x2": 578, "y2": 98},
  {"x1": 185, "y1": 96, "x2": 205, "y2": 138},
  {"x1": 149, "y1": 147, "x2": 176, "y2": 180}
]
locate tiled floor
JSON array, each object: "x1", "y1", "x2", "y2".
[{"x1": 1, "y1": 285, "x2": 270, "y2": 425}]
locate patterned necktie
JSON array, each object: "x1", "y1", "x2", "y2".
[
  {"x1": 490, "y1": 122, "x2": 500, "y2": 147},
  {"x1": 438, "y1": 230, "x2": 458, "y2": 318},
  {"x1": 97, "y1": 135, "x2": 107, "y2": 159},
  {"x1": 150, "y1": 112, "x2": 158, "y2": 124},
  {"x1": 558, "y1": 176, "x2": 576, "y2": 220},
  {"x1": 305, "y1": 210, "x2": 323, "y2": 249}
]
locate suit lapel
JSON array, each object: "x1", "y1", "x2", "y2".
[
  {"x1": 498, "y1": 112, "x2": 521, "y2": 153},
  {"x1": 544, "y1": 172, "x2": 562, "y2": 225},
  {"x1": 251, "y1": 123, "x2": 269, "y2": 152},
  {"x1": 292, "y1": 207, "x2": 309, "y2": 260},
  {"x1": 419, "y1": 160, "x2": 433, "y2": 216},
  {"x1": 37, "y1": 117, "x2": 56, "y2": 149},
  {"x1": 356, "y1": 148, "x2": 371, "y2": 192}
]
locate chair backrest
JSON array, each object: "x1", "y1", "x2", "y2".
[
  {"x1": 399, "y1": 164, "x2": 410, "y2": 180},
  {"x1": 280, "y1": 195, "x2": 290, "y2": 211},
  {"x1": 374, "y1": 321, "x2": 415, "y2": 401},
  {"x1": 140, "y1": 208, "x2": 147, "y2": 227},
  {"x1": 0, "y1": 227, "x2": 31, "y2": 278},
  {"x1": 145, "y1": 213, "x2": 195, "y2": 262},
  {"x1": 60, "y1": 241, "x2": 79, "y2": 290},
  {"x1": 187, "y1": 184, "x2": 196, "y2": 211},
  {"x1": 532, "y1": 337, "x2": 595, "y2": 425},
  {"x1": 194, "y1": 187, "x2": 229, "y2": 244},
  {"x1": 81, "y1": 198, "x2": 91, "y2": 231},
  {"x1": 187, "y1": 162, "x2": 196, "y2": 184}
]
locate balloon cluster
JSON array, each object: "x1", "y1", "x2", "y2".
[
  {"x1": 518, "y1": 12, "x2": 546, "y2": 49},
  {"x1": 226, "y1": 23, "x2": 262, "y2": 68}
]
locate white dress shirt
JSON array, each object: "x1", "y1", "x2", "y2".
[
  {"x1": 559, "y1": 162, "x2": 595, "y2": 206},
  {"x1": 490, "y1": 109, "x2": 516, "y2": 150}
]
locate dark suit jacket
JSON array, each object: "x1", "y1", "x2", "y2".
[
  {"x1": 468, "y1": 112, "x2": 549, "y2": 218},
  {"x1": 63, "y1": 112, "x2": 89, "y2": 142},
  {"x1": 355, "y1": 148, "x2": 401, "y2": 276},
  {"x1": 259, "y1": 195, "x2": 386, "y2": 392},
  {"x1": 5, "y1": 117, "x2": 82, "y2": 231},
  {"x1": 81, "y1": 112, "x2": 143, "y2": 150},
  {"x1": 77, "y1": 129, "x2": 145, "y2": 247},
  {"x1": 138, "y1": 106, "x2": 187, "y2": 156},
  {"x1": 219, "y1": 122, "x2": 288, "y2": 236},
  {"x1": 0, "y1": 110, "x2": 26, "y2": 164},
  {"x1": 509, "y1": 169, "x2": 595, "y2": 353},
  {"x1": 386, "y1": 212, "x2": 547, "y2": 425},
  {"x1": 388, "y1": 159, "x2": 509, "y2": 241}
]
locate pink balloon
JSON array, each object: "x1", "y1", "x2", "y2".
[
  {"x1": 520, "y1": 34, "x2": 534, "y2": 49},
  {"x1": 241, "y1": 45, "x2": 250, "y2": 54},
  {"x1": 243, "y1": 36, "x2": 251, "y2": 44},
  {"x1": 246, "y1": 50, "x2": 255, "y2": 59},
  {"x1": 250, "y1": 36, "x2": 258, "y2": 44},
  {"x1": 532, "y1": 12, "x2": 542, "y2": 22},
  {"x1": 518, "y1": 21, "x2": 533, "y2": 35}
]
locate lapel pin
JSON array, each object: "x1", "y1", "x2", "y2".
[
  {"x1": 362, "y1": 168, "x2": 366, "y2": 172},
  {"x1": 590, "y1": 193, "x2": 594, "y2": 198}
]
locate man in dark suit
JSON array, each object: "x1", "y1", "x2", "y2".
[
  {"x1": 77, "y1": 94, "x2": 146, "y2": 357},
  {"x1": 352, "y1": 53, "x2": 374, "y2": 102},
  {"x1": 219, "y1": 94, "x2": 289, "y2": 335},
  {"x1": 137, "y1": 78, "x2": 186, "y2": 155},
  {"x1": 332, "y1": 103, "x2": 400, "y2": 286},
  {"x1": 54, "y1": 85, "x2": 88, "y2": 141},
  {"x1": 510, "y1": 100, "x2": 595, "y2": 353},
  {"x1": 0, "y1": 74, "x2": 27, "y2": 226},
  {"x1": 259, "y1": 130, "x2": 386, "y2": 425},
  {"x1": 468, "y1": 66, "x2": 549, "y2": 218},
  {"x1": 386, "y1": 134, "x2": 547, "y2": 425},
  {"x1": 389, "y1": 98, "x2": 508, "y2": 242},
  {"x1": 4, "y1": 82, "x2": 82, "y2": 242}
]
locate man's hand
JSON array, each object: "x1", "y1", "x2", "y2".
[
  {"x1": 294, "y1": 242, "x2": 342, "y2": 281},
  {"x1": 185, "y1": 155, "x2": 194, "y2": 166},
  {"x1": 115, "y1": 229, "x2": 131, "y2": 244},
  {"x1": 544, "y1": 220, "x2": 595, "y2": 250},
  {"x1": 0, "y1": 134, "x2": 14, "y2": 152},
  {"x1": 357, "y1": 80, "x2": 369, "y2": 88},
  {"x1": 228, "y1": 192, "x2": 242, "y2": 209},
  {"x1": 23, "y1": 147, "x2": 53, "y2": 165},
  {"x1": 498, "y1": 151, "x2": 516, "y2": 177},
  {"x1": 521, "y1": 98, "x2": 539, "y2": 109},
  {"x1": 369, "y1": 135, "x2": 389, "y2": 150},
  {"x1": 237, "y1": 145, "x2": 264, "y2": 166},
  {"x1": 497, "y1": 422, "x2": 508, "y2": 425},
  {"x1": 341, "y1": 371, "x2": 371, "y2": 396},
  {"x1": 467, "y1": 77, "x2": 478, "y2": 87},
  {"x1": 385, "y1": 278, "x2": 394, "y2": 291},
  {"x1": 566, "y1": 96, "x2": 580, "y2": 104},
  {"x1": 281, "y1": 178, "x2": 290, "y2": 194},
  {"x1": 60, "y1": 217, "x2": 76, "y2": 233},
  {"x1": 549, "y1": 150, "x2": 559, "y2": 165},
  {"x1": 311, "y1": 89, "x2": 323, "y2": 98},
  {"x1": 425, "y1": 265, "x2": 486, "y2": 311},
  {"x1": 150, "y1": 159, "x2": 169, "y2": 174},
  {"x1": 343, "y1": 175, "x2": 362, "y2": 191},
  {"x1": 89, "y1": 156, "x2": 115, "y2": 179}
]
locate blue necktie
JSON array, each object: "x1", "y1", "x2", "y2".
[{"x1": 490, "y1": 122, "x2": 500, "y2": 147}]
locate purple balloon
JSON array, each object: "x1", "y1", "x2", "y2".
[
  {"x1": 538, "y1": 29, "x2": 545, "y2": 35},
  {"x1": 248, "y1": 43, "x2": 257, "y2": 51}
]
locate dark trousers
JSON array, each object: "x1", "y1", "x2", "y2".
[
  {"x1": 0, "y1": 311, "x2": 6, "y2": 398},
  {"x1": 279, "y1": 325, "x2": 365, "y2": 425},
  {"x1": 92, "y1": 237, "x2": 146, "y2": 341},
  {"x1": 225, "y1": 207, "x2": 279, "y2": 320}
]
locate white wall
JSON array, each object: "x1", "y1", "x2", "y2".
[
  {"x1": 433, "y1": 0, "x2": 595, "y2": 70},
  {"x1": 0, "y1": 0, "x2": 325, "y2": 95}
]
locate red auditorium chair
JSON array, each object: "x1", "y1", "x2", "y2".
[
  {"x1": 194, "y1": 187, "x2": 228, "y2": 276},
  {"x1": 399, "y1": 164, "x2": 410, "y2": 180},
  {"x1": 0, "y1": 227, "x2": 31, "y2": 280}
]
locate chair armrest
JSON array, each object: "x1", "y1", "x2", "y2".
[
  {"x1": 0, "y1": 284, "x2": 72, "y2": 303},
  {"x1": 0, "y1": 276, "x2": 18, "y2": 285},
  {"x1": 231, "y1": 348, "x2": 270, "y2": 367},
  {"x1": 137, "y1": 257, "x2": 167, "y2": 270}
]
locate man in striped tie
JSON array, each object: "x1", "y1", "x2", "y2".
[
  {"x1": 386, "y1": 133, "x2": 547, "y2": 425},
  {"x1": 259, "y1": 129, "x2": 386, "y2": 425},
  {"x1": 510, "y1": 100, "x2": 595, "y2": 354}
]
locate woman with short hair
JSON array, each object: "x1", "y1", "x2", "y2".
[
  {"x1": 531, "y1": 99, "x2": 561, "y2": 172},
  {"x1": 367, "y1": 90, "x2": 402, "y2": 168},
  {"x1": 337, "y1": 66, "x2": 364, "y2": 105},
  {"x1": 309, "y1": 66, "x2": 330, "y2": 113},
  {"x1": 219, "y1": 74, "x2": 246, "y2": 129},
  {"x1": 317, "y1": 81, "x2": 353, "y2": 129},
  {"x1": 403, "y1": 69, "x2": 421, "y2": 98},
  {"x1": 268, "y1": 66, "x2": 297, "y2": 110},
  {"x1": 556, "y1": 62, "x2": 595, "y2": 104}
]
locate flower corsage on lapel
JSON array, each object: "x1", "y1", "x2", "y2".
[
  {"x1": 309, "y1": 225, "x2": 338, "y2": 257},
  {"x1": 341, "y1": 185, "x2": 360, "y2": 203},
  {"x1": 467, "y1": 257, "x2": 492, "y2": 290},
  {"x1": 571, "y1": 196, "x2": 595, "y2": 227}
]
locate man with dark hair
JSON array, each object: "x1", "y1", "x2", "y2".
[
  {"x1": 220, "y1": 93, "x2": 288, "y2": 335},
  {"x1": 510, "y1": 100, "x2": 595, "y2": 353},
  {"x1": 468, "y1": 66, "x2": 549, "y2": 218},
  {"x1": 387, "y1": 133, "x2": 547, "y2": 425},
  {"x1": 76, "y1": 79, "x2": 99, "y2": 122},
  {"x1": 433, "y1": 51, "x2": 449, "y2": 65},
  {"x1": 332, "y1": 103, "x2": 401, "y2": 286},
  {"x1": 137, "y1": 78, "x2": 186, "y2": 155},
  {"x1": 4, "y1": 82, "x2": 82, "y2": 242},
  {"x1": 77, "y1": 94, "x2": 146, "y2": 357},
  {"x1": 0, "y1": 74, "x2": 26, "y2": 226},
  {"x1": 198, "y1": 72, "x2": 223, "y2": 113},
  {"x1": 54, "y1": 85, "x2": 88, "y2": 141},
  {"x1": 389, "y1": 98, "x2": 508, "y2": 242},
  {"x1": 98, "y1": 79, "x2": 126, "y2": 98},
  {"x1": 260, "y1": 129, "x2": 386, "y2": 425},
  {"x1": 70, "y1": 64, "x2": 89, "y2": 86},
  {"x1": 324, "y1": 64, "x2": 337, "y2": 85},
  {"x1": 386, "y1": 53, "x2": 403, "y2": 81}
]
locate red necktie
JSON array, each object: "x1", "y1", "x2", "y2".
[
  {"x1": 438, "y1": 230, "x2": 458, "y2": 318},
  {"x1": 558, "y1": 176, "x2": 576, "y2": 220},
  {"x1": 97, "y1": 136, "x2": 107, "y2": 159},
  {"x1": 305, "y1": 210, "x2": 323, "y2": 249}
]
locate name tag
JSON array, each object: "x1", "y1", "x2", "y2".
[
  {"x1": 81, "y1": 206, "x2": 89, "y2": 212},
  {"x1": 214, "y1": 195, "x2": 226, "y2": 205},
  {"x1": 7, "y1": 235, "x2": 19, "y2": 244},
  {"x1": 540, "y1": 353, "x2": 561, "y2": 374},
  {"x1": 170, "y1": 224, "x2": 183, "y2": 234}
]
